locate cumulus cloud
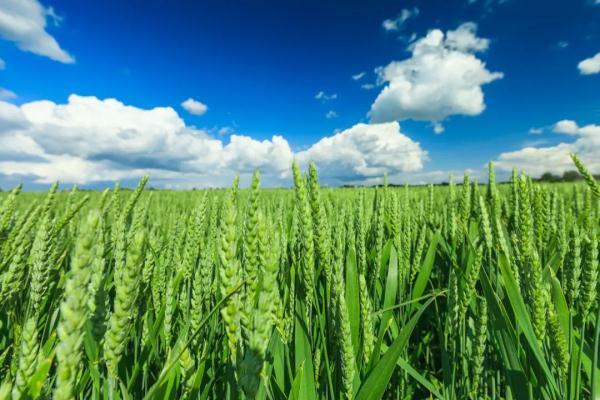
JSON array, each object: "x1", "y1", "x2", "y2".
[
  {"x1": 494, "y1": 119, "x2": 600, "y2": 176},
  {"x1": 0, "y1": 95, "x2": 289, "y2": 185},
  {"x1": 352, "y1": 72, "x2": 366, "y2": 80},
  {"x1": 181, "y1": 98, "x2": 208, "y2": 115},
  {"x1": 0, "y1": 95, "x2": 427, "y2": 187},
  {"x1": 0, "y1": 0, "x2": 74, "y2": 63},
  {"x1": 382, "y1": 8, "x2": 419, "y2": 32},
  {"x1": 553, "y1": 119, "x2": 579, "y2": 134},
  {"x1": 578, "y1": 52, "x2": 600, "y2": 75},
  {"x1": 296, "y1": 122, "x2": 426, "y2": 184},
  {"x1": 369, "y1": 22, "x2": 503, "y2": 131}
]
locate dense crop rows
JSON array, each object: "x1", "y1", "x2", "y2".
[{"x1": 0, "y1": 155, "x2": 598, "y2": 399}]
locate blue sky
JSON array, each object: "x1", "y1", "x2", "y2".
[{"x1": 0, "y1": 0, "x2": 599, "y2": 188}]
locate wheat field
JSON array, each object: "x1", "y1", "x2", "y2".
[{"x1": 0, "y1": 155, "x2": 598, "y2": 400}]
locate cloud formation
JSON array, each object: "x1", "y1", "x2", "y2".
[
  {"x1": 369, "y1": 22, "x2": 503, "y2": 131},
  {"x1": 0, "y1": 88, "x2": 16, "y2": 99},
  {"x1": 0, "y1": 0, "x2": 74, "y2": 63},
  {"x1": 0, "y1": 95, "x2": 427, "y2": 187},
  {"x1": 578, "y1": 52, "x2": 600, "y2": 75},
  {"x1": 352, "y1": 72, "x2": 366, "y2": 80},
  {"x1": 315, "y1": 91, "x2": 337, "y2": 102},
  {"x1": 528, "y1": 127, "x2": 543, "y2": 134},
  {"x1": 296, "y1": 122, "x2": 426, "y2": 184},
  {"x1": 494, "y1": 119, "x2": 600, "y2": 176},
  {"x1": 382, "y1": 8, "x2": 419, "y2": 32},
  {"x1": 181, "y1": 98, "x2": 208, "y2": 115}
]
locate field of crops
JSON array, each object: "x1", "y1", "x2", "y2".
[{"x1": 0, "y1": 156, "x2": 598, "y2": 400}]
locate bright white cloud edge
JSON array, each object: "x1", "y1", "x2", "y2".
[
  {"x1": 181, "y1": 98, "x2": 208, "y2": 115},
  {"x1": 578, "y1": 52, "x2": 600, "y2": 75},
  {"x1": 369, "y1": 22, "x2": 503, "y2": 132},
  {"x1": 0, "y1": 95, "x2": 427, "y2": 188},
  {"x1": 494, "y1": 119, "x2": 600, "y2": 176},
  {"x1": 0, "y1": 0, "x2": 74, "y2": 63}
]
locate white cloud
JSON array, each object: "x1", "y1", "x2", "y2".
[
  {"x1": 325, "y1": 110, "x2": 338, "y2": 119},
  {"x1": 553, "y1": 119, "x2": 579, "y2": 134},
  {"x1": 369, "y1": 22, "x2": 503, "y2": 132},
  {"x1": 361, "y1": 83, "x2": 375, "y2": 90},
  {"x1": 296, "y1": 121, "x2": 426, "y2": 184},
  {"x1": 315, "y1": 91, "x2": 337, "y2": 101},
  {"x1": 578, "y1": 52, "x2": 600, "y2": 75},
  {"x1": 181, "y1": 98, "x2": 208, "y2": 115},
  {"x1": 0, "y1": 88, "x2": 16, "y2": 99},
  {"x1": 0, "y1": 95, "x2": 427, "y2": 187},
  {"x1": 0, "y1": 0, "x2": 74, "y2": 63},
  {"x1": 352, "y1": 72, "x2": 366, "y2": 80},
  {"x1": 494, "y1": 119, "x2": 600, "y2": 176},
  {"x1": 218, "y1": 134, "x2": 293, "y2": 176},
  {"x1": 0, "y1": 100, "x2": 28, "y2": 129},
  {"x1": 433, "y1": 122, "x2": 444, "y2": 134},
  {"x1": 0, "y1": 58, "x2": 5, "y2": 69},
  {"x1": 445, "y1": 22, "x2": 490, "y2": 52},
  {"x1": 0, "y1": 95, "x2": 288, "y2": 185},
  {"x1": 557, "y1": 41, "x2": 569, "y2": 49},
  {"x1": 382, "y1": 8, "x2": 419, "y2": 32},
  {"x1": 528, "y1": 127, "x2": 543, "y2": 134}
]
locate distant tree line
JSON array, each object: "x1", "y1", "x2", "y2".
[
  {"x1": 537, "y1": 170, "x2": 600, "y2": 182},
  {"x1": 2, "y1": 169, "x2": 598, "y2": 192}
]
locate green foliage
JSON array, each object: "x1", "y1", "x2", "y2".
[{"x1": 0, "y1": 158, "x2": 598, "y2": 400}]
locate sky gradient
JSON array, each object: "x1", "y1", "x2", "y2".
[{"x1": 0, "y1": 0, "x2": 599, "y2": 188}]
